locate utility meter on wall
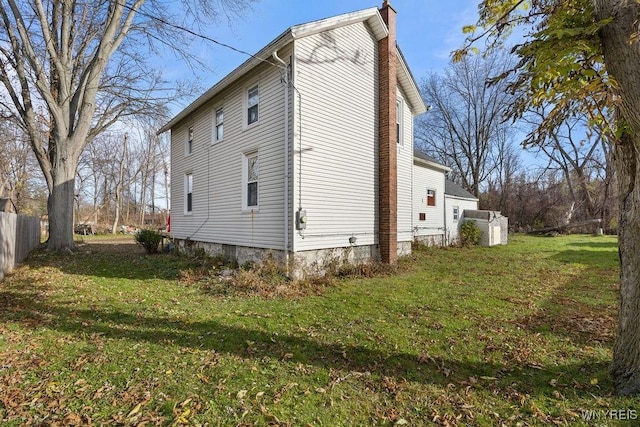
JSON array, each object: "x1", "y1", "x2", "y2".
[{"x1": 296, "y1": 209, "x2": 307, "y2": 230}]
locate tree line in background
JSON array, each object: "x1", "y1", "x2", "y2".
[
  {"x1": 0, "y1": 116, "x2": 170, "y2": 234},
  {"x1": 416, "y1": 49, "x2": 617, "y2": 233},
  {"x1": 0, "y1": 0, "x2": 253, "y2": 249}
]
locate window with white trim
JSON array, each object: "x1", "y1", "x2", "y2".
[
  {"x1": 185, "y1": 173, "x2": 193, "y2": 213},
  {"x1": 427, "y1": 189, "x2": 436, "y2": 207},
  {"x1": 215, "y1": 108, "x2": 224, "y2": 141},
  {"x1": 186, "y1": 127, "x2": 193, "y2": 155},
  {"x1": 247, "y1": 85, "x2": 259, "y2": 125},
  {"x1": 453, "y1": 206, "x2": 459, "y2": 222},
  {"x1": 243, "y1": 152, "x2": 259, "y2": 209}
]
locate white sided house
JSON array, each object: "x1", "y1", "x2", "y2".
[
  {"x1": 159, "y1": 2, "x2": 427, "y2": 274},
  {"x1": 411, "y1": 151, "x2": 481, "y2": 245},
  {"x1": 412, "y1": 150, "x2": 450, "y2": 245},
  {"x1": 444, "y1": 180, "x2": 480, "y2": 244}
]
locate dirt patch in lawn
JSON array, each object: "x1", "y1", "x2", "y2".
[{"x1": 76, "y1": 236, "x2": 146, "y2": 254}]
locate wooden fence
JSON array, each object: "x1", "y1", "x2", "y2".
[{"x1": 0, "y1": 212, "x2": 41, "y2": 281}]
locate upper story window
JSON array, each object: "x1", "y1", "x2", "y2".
[
  {"x1": 186, "y1": 127, "x2": 193, "y2": 155},
  {"x1": 247, "y1": 85, "x2": 259, "y2": 126},
  {"x1": 243, "y1": 152, "x2": 259, "y2": 209},
  {"x1": 427, "y1": 189, "x2": 436, "y2": 207},
  {"x1": 453, "y1": 206, "x2": 459, "y2": 221},
  {"x1": 215, "y1": 108, "x2": 224, "y2": 141},
  {"x1": 185, "y1": 173, "x2": 193, "y2": 213},
  {"x1": 396, "y1": 99, "x2": 403, "y2": 145}
]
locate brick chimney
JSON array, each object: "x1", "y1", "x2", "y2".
[{"x1": 378, "y1": 0, "x2": 398, "y2": 264}]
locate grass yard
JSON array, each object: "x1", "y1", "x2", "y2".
[{"x1": 0, "y1": 234, "x2": 637, "y2": 425}]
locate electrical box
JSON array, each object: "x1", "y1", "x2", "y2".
[{"x1": 296, "y1": 209, "x2": 307, "y2": 230}]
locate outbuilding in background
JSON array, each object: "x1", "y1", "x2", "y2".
[{"x1": 463, "y1": 210, "x2": 508, "y2": 246}]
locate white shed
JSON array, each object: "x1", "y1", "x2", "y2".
[{"x1": 463, "y1": 210, "x2": 509, "y2": 246}]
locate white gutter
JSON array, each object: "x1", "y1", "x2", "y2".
[{"x1": 272, "y1": 50, "x2": 290, "y2": 276}]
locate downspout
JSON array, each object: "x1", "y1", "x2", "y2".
[
  {"x1": 272, "y1": 50, "x2": 290, "y2": 276},
  {"x1": 443, "y1": 179, "x2": 447, "y2": 246}
]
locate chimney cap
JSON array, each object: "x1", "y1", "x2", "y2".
[{"x1": 381, "y1": 1, "x2": 397, "y2": 13}]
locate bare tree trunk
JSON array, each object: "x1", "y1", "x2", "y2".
[
  {"x1": 139, "y1": 143, "x2": 149, "y2": 227},
  {"x1": 47, "y1": 155, "x2": 77, "y2": 251},
  {"x1": 594, "y1": 0, "x2": 640, "y2": 395},
  {"x1": 111, "y1": 134, "x2": 128, "y2": 234}
]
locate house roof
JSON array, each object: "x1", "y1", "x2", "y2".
[
  {"x1": 413, "y1": 149, "x2": 451, "y2": 172},
  {"x1": 158, "y1": 6, "x2": 426, "y2": 134},
  {"x1": 445, "y1": 180, "x2": 478, "y2": 200}
]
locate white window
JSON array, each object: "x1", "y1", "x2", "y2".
[
  {"x1": 453, "y1": 206, "x2": 459, "y2": 222},
  {"x1": 427, "y1": 189, "x2": 436, "y2": 207},
  {"x1": 247, "y1": 85, "x2": 259, "y2": 126},
  {"x1": 186, "y1": 127, "x2": 193, "y2": 155},
  {"x1": 243, "y1": 152, "x2": 259, "y2": 209},
  {"x1": 215, "y1": 108, "x2": 224, "y2": 141},
  {"x1": 396, "y1": 99, "x2": 403, "y2": 145},
  {"x1": 185, "y1": 173, "x2": 193, "y2": 213}
]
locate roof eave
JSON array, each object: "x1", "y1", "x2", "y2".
[
  {"x1": 445, "y1": 194, "x2": 479, "y2": 202},
  {"x1": 157, "y1": 7, "x2": 425, "y2": 133},
  {"x1": 397, "y1": 47, "x2": 426, "y2": 115},
  {"x1": 413, "y1": 156, "x2": 451, "y2": 172},
  {"x1": 291, "y1": 7, "x2": 385, "y2": 39},
  {"x1": 157, "y1": 29, "x2": 294, "y2": 134}
]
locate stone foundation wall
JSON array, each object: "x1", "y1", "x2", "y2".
[
  {"x1": 414, "y1": 234, "x2": 445, "y2": 247},
  {"x1": 173, "y1": 239, "x2": 417, "y2": 279},
  {"x1": 173, "y1": 239, "x2": 286, "y2": 266},
  {"x1": 397, "y1": 241, "x2": 412, "y2": 257}
]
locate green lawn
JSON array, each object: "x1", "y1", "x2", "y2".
[{"x1": 0, "y1": 234, "x2": 637, "y2": 425}]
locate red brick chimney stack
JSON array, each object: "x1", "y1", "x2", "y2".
[{"x1": 378, "y1": 1, "x2": 398, "y2": 264}]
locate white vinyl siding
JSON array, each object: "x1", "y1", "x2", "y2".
[
  {"x1": 293, "y1": 22, "x2": 378, "y2": 251},
  {"x1": 412, "y1": 162, "x2": 446, "y2": 239},
  {"x1": 396, "y1": 90, "x2": 413, "y2": 245},
  {"x1": 169, "y1": 46, "x2": 292, "y2": 249},
  {"x1": 396, "y1": 98, "x2": 403, "y2": 146}
]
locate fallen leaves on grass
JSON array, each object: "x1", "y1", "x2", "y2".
[{"x1": 514, "y1": 304, "x2": 616, "y2": 344}]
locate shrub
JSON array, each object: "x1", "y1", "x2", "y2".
[
  {"x1": 135, "y1": 229, "x2": 163, "y2": 254},
  {"x1": 460, "y1": 220, "x2": 482, "y2": 247}
]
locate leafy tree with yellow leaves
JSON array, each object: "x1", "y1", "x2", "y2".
[{"x1": 458, "y1": 0, "x2": 640, "y2": 395}]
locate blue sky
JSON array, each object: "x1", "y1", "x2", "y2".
[{"x1": 169, "y1": 0, "x2": 481, "y2": 112}]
